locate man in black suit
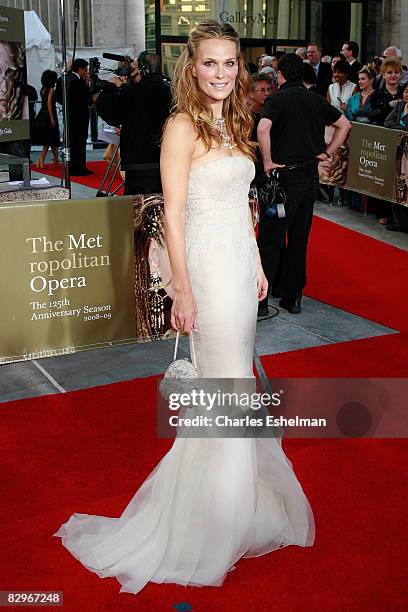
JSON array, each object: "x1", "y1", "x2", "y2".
[
  {"x1": 68, "y1": 58, "x2": 93, "y2": 176},
  {"x1": 341, "y1": 41, "x2": 362, "y2": 84},
  {"x1": 306, "y1": 43, "x2": 332, "y2": 97}
]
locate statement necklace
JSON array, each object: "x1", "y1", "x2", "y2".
[{"x1": 213, "y1": 117, "x2": 237, "y2": 150}]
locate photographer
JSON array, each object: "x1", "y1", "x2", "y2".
[{"x1": 96, "y1": 52, "x2": 171, "y2": 195}]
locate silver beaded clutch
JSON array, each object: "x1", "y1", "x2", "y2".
[{"x1": 159, "y1": 330, "x2": 199, "y2": 400}]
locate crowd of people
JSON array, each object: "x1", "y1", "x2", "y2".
[
  {"x1": 21, "y1": 37, "x2": 406, "y2": 322},
  {"x1": 28, "y1": 54, "x2": 171, "y2": 187},
  {"x1": 249, "y1": 42, "x2": 408, "y2": 231},
  {"x1": 25, "y1": 37, "x2": 408, "y2": 235}
]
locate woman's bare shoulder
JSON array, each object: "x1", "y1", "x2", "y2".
[
  {"x1": 165, "y1": 112, "x2": 197, "y2": 138},
  {"x1": 162, "y1": 113, "x2": 198, "y2": 158}
]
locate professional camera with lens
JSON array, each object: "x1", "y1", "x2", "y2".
[{"x1": 89, "y1": 53, "x2": 133, "y2": 95}]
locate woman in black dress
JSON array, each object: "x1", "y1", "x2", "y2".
[{"x1": 33, "y1": 70, "x2": 60, "y2": 168}]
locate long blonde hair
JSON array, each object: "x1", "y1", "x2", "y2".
[{"x1": 169, "y1": 20, "x2": 256, "y2": 159}]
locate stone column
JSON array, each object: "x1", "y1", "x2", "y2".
[
  {"x1": 92, "y1": 0, "x2": 127, "y2": 47},
  {"x1": 277, "y1": 0, "x2": 290, "y2": 39},
  {"x1": 380, "y1": 0, "x2": 401, "y2": 54},
  {"x1": 399, "y1": 0, "x2": 408, "y2": 61},
  {"x1": 349, "y1": 2, "x2": 363, "y2": 52},
  {"x1": 126, "y1": 0, "x2": 145, "y2": 52}
]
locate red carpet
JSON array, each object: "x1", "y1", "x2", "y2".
[
  {"x1": 1, "y1": 384, "x2": 407, "y2": 611},
  {"x1": 261, "y1": 215, "x2": 408, "y2": 379},
  {"x1": 307, "y1": 216, "x2": 408, "y2": 333},
  {"x1": 1, "y1": 216, "x2": 407, "y2": 610},
  {"x1": 32, "y1": 160, "x2": 124, "y2": 195}
]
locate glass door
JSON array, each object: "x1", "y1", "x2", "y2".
[{"x1": 161, "y1": 42, "x2": 186, "y2": 78}]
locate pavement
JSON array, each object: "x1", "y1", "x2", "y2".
[{"x1": 1, "y1": 149, "x2": 406, "y2": 403}]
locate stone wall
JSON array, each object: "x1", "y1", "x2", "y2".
[
  {"x1": 380, "y1": 0, "x2": 408, "y2": 61},
  {"x1": 399, "y1": 0, "x2": 408, "y2": 61}
]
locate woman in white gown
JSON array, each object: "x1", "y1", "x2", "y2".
[{"x1": 55, "y1": 20, "x2": 315, "y2": 595}]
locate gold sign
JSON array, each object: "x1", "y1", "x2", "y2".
[
  {"x1": 346, "y1": 123, "x2": 401, "y2": 200},
  {"x1": 320, "y1": 123, "x2": 407, "y2": 207},
  {"x1": 0, "y1": 197, "x2": 136, "y2": 363}
]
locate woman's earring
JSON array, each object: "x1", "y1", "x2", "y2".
[{"x1": 148, "y1": 267, "x2": 165, "y2": 335}]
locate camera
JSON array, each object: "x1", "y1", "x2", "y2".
[
  {"x1": 114, "y1": 65, "x2": 132, "y2": 78},
  {"x1": 265, "y1": 201, "x2": 286, "y2": 219},
  {"x1": 89, "y1": 53, "x2": 133, "y2": 95},
  {"x1": 89, "y1": 57, "x2": 108, "y2": 95},
  {"x1": 259, "y1": 171, "x2": 286, "y2": 219}
]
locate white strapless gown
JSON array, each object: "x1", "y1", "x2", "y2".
[{"x1": 55, "y1": 156, "x2": 315, "y2": 594}]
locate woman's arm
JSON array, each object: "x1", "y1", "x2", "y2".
[
  {"x1": 345, "y1": 95, "x2": 356, "y2": 121},
  {"x1": 160, "y1": 113, "x2": 197, "y2": 332},
  {"x1": 247, "y1": 202, "x2": 268, "y2": 301},
  {"x1": 325, "y1": 114, "x2": 351, "y2": 157},
  {"x1": 247, "y1": 207, "x2": 258, "y2": 249},
  {"x1": 47, "y1": 88, "x2": 56, "y2": 127}
]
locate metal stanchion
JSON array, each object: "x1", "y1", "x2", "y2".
[
  {"x1": 96, "y1": 143, "x2": 125, "y2": 197},
  {"x1": 58, "y1": 0, "x2": 71, "y2": 196}
]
